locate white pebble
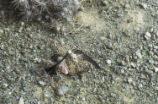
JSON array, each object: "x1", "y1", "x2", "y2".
[
  {"x1": 154, "y1": 67, "x2": 158, "y2": 73},
  {"x1": 38, "y1": 81, "x2": 46, "y2": 86},
  {"x1": 106, "y1": 59, "x2": 112, "y2": 66},
  {"x1": 128, "y1": 78, "x2": 133, "y2": 84},
  {"x1": 21, "y1": 22, "x2": 25, "y2": 26},
  {"x1": 140, "y1": 3, "x2": 147, "y2": 9},
  {"x1": 144, "y1": 32, "x2": 151, "y2": 40},
  {"x1": 19, "y1": 97, "x2": 24, "y2": 104},
  {"x1": 136, "y1": 50, "x2": 142, "y2": 58},
  {"x1": 82, "y1": 97, "x2": 85, "y2": 101},
  {"x1": 57, "y1": 86, "x2": 69, "y2": 96}
]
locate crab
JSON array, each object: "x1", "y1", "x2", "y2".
[{"x1": 43, "y1": 49, "x2": 100, "y2": 77}]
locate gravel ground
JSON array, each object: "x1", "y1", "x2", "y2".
[{"x1": 0, "y1": 0, "x2": 158, "y2": 104}]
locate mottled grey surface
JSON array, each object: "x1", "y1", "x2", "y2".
[{"x1": 0, "y1": 0, "x2": 158, "y2": 104}]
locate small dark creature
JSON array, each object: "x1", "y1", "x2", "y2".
[{"x1": 45, "y1": 49, "x2": 101, "y2": 76}]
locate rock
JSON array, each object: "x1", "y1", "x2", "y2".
[
  {"x1": 38, "y1": 81, "x2": 46, "y2": 86},
  {"x1": 120, "y1": 61, "x2": 126, "y2": 66},
  {"x1": 105, "y1": 42, "x2": 113, "y2": 50},
  {"x1": 148, "y1": 59, "x2": 154, "y2": 64},
  {"x1": 139, "y1": 3, "x2": 147, "y2": 9},
  {"x1": 81, "y1": 97, "x2": 86, "y2": 101},
  {"x1": 120, "y1": 69, "x2": 125, "y2": 75},
  {"x1": 145, "y1": 69, "x2": 153, "y2": 77},
  {"x1": 106, "y1": 59, "x2": 112, "y2": 66},
  {"x1": 128, "y1": 68, "x2": 134, "y2": 71},
  {"x1": 2, "y1": 83, "x2": 8, "y2": 89},
  {"x1": 130, "y1": 62, "x2": 136, "y2": 68},
  {"x1": 138, "y1": 83, "x2": 143, "y2": 89},
  {"x1": 100, "y1": 36, "x2": 106, "y2": 40},
  {"x1": 124, "y1": 4, "x2": 130, "y2": 9},
  {"x1": 21, "y1": 22, "x2": 25, "y2": 26},
  {"x1": 128, "y1": 78, "x2": 133, "y2": 84},
  {"x1": 154, "y1": 67, "x2": 158, "y2": 73},
  {"x1": 110, "y1": 93, "x2": 116, "y2": 97},
  {"x1": 154, "y1": 45, "x2": 158, "y2": 49},
  {"x1": 0, "y1": 29, "x2": 4, "y2": 34},
  {"x1": 144, "y1": 32, "x2": 151, "y2": 40},
  {"x1": 140, "y1": 74, "x2": 146, "y2": 80},
  {"x1": 156, "y1": 31, "x2": 158, "y2": 37},
  {"x1": 18, "y1": 27, "x2": 23, "y2": 33},
  {"x1": 101, "y1": 0, "x2": 108, "y2": 6},
  {"x1": 57, "y1": 85, "x2": 69, "y2": 96},
  {"x1": 19, "y1": 97, "x2": 24, "y2": 104},
  {"x1": 136, "y1": 50, "x2": 142, "y2": 59},
  {"x1": 149, "y1": 27, "x2": 154, "y2": 33}
]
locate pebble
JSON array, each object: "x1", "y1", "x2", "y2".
[
  {"x1": 100, "y1": 36, "x2": 106, "y2": 40},
  {"x1": 26, "y1": 27, "x2": 31, "y2": 32},
  {"x1": 18, "y1": 27, "x2": 23, "y2": 33},
  {"x1": 136, "y1": 50, "x2": 142, "y2": 59},
  {"x1": 120, "y1": 60, "x2": 126, "y2": 66},
  {"x1": 57, "y1": 85, "x2": 69, "y2": 96},
  {"x1": 105, "y1": 42, "x2": 113, "y2": 50},
  {"x1": 2, "y1": 83, "x2": 8, "y2": 89},
  {"x1": 120, "y1": 69, "x2": 125, "y2": 75},
  {"x1": 19, "y1": 97, "x2": 24, "y2": 104},
  {"x1": 60, "y1": 39, "x2": 65, "y2": 46},
  {"x1": 38, "y1": 81, "x2": 46, "y2": 86},
  {"x1": 140, "y1": 74, "x2": 146, "y2": 80},
  {"x1": 128, "y1": 68, "x2": 134, "y2": 71},
  {"x1": 110, "y1": 93, "x2": 116, "y2": 97},
  {"x1": 139, "y1": 3, "x2": 147, "y2": 9},
  {"x1": 106, "y1": 59, "x2": 112, "y2": 66},
  {"x1": 144, "y1": 32, "x2": 151, "y2": 40},
  {"x1": 154, "y1": 67, "x2": 158, "y2": 73},
  {"x1": 154, "y1": 45, "x2": 158, "y2": 49},
  {"x1": 156, "y1": 31, "x2": 158, "y2": 37},
  {"x1": 124, "y1": 4, "x2": 130, "y2": 9},
  {"x1": 138, "y1": 83, "x2": 143, "y2": 89},
  {"x1": 128, "y1": 78, "x2": 133, "y2": 84},
  {"x1": 101, "y1": 0, "x2": 108, "y2": 6},
  {"x1": 145, "y1": 69, "x2": 153, "y2": 76},
  {"x1": 0, "y1": 29, "x2": 4, "y2": 34},
  {"x1": 148, "y1": 59, "x2": 154, "y2": 64},
  {"x1": 21, "y1": 22, "x2": 25, "y2": 26},
  {"x1": 82, "y1": 97, "x2": 86, "y2": 101},
  {"x1": 130, "y1": 62, "x2": 136, "y2": 68}
]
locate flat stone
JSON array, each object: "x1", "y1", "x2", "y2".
[
  {"x1": 38, "y1": 81, "x2": 46, "y2": 86},
  {"x1": 144, "y1": 32, "x2": 151, "y2": 40}
]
